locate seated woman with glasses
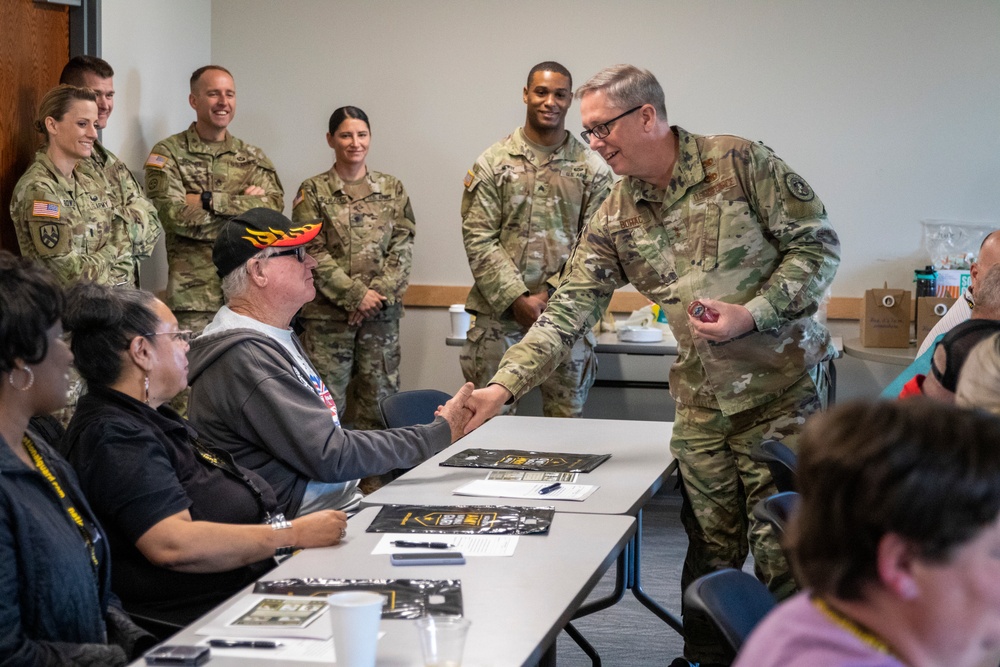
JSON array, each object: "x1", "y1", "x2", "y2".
[
  {"x1": 734, "y1": 398, "x2": 1000, "y2": 667},
  {"x1": 62, "y1": 282, "x2": 349, "y2": 627},
  {"x1": 0, "y1": 252, "x2": 152, "y2": 665}
]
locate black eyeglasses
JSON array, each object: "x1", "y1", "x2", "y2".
[
  {"x1": 144, "y1": 330, "x2": 194, "y2": 343},
  {"x1": 580, "y1": 106, "x2": 642, "y2": 144},
  {"x1": 270, "y1": 247, "x2": 306, "y2": 263}
]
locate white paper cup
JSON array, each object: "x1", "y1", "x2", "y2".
[
  {"x1": 327, "y1": 591, "x2": 383, "y2": 667},
  {"x1": 416, "y1": 616, "x2": 470, "y2": 666},
  {"x1": 449, "y1": 305, "x2": 471, "y2": 339}
]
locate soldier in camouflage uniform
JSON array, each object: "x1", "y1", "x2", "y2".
[
  {"x1": 292, "y1": 106, "x2": 414, "y2": 433},
  {"x1": 461, "y1": 62, "x2": 612, "y2": 418},
  {"x1": 10, "y1": 85, "x2": 135, "y2": 425},
  {"x1": 465, "y1": 65, "x2": 840, "y2": 664},
  {"x1": 11, "y1": 85, "x2": 140, "y2": 288},
  {"x1": 59, "y1": 56, "x2": 161, "y2": 286},
  {"x1": 145, "y1": 65, "x2": 283, "y2": 337}
]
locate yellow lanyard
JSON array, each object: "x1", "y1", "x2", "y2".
[
  {"x1": 23, "y1": 435, "x2": 100, "y2": 572},
  {"x1": 812, "y1": 596, "x2": 904, "y2": 661}
]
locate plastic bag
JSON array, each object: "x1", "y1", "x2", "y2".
[{"x1": 922, "y1": 220, "x2": 995, "y2": 269}]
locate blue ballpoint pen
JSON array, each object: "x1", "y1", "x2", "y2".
[{"x1": 538, "y1": 482, "x2": 562, "y2": 495}]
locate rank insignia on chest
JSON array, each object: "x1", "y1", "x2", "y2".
[
  {"x1": 32, "y1": 201, "x2": 60, "y2": 219},
  {"x1": 38, "y1": 224, "x2": 60, "y2": 249}
]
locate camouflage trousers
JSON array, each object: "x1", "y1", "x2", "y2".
[
  {"x1": 300, "y1": 317, "x2": 401, "y2": 431},
  {"x1": 170, "y1": 311, "x2": 217, "y2": 417},
  {"x1": 460, "y1": 314, "x2": 596, "y2": 418},
  {"x1": 674, "y1": 368, "x2": 827, "y2": 664}
]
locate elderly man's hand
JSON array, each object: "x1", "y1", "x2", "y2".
[
  {"x1": 349, "y1": 289, "x2": 386, "y2": 326},
  {"x1": 435, "y1": 382, "x2": 475, "y2": 442},
  {"x1": 462, "y1": 384, "x2": 511, "y2": 434},
  {"x1": 688, "y1": 298, "x2": 757, "y2": 342}
]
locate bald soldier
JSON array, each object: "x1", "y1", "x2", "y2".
[
  {"x1": 465, "y1": 65, "x2": 840, "y2": 664},
  {"x1": 59, "y1": 56, "x2": 161, "y2": 286},
  {"x1": 460, "y1": 61, "x2": 612, "y2": 418},
  {"x1": 145, "y1": 65, "x2": 283, "y2": 337}
]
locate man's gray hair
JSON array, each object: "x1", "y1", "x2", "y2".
[
  {"x1": 220, "y1": 246, "x2": 279, "y2": 304},
  {"x1": 575, "y1": 64, "x2": 667, "y2": 120}
]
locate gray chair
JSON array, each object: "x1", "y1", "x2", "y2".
[
  {"x1": 750, "y1": 439, "x2": 798, "y2": 493},
  {"x1": 378, "y1": 389, "x2": 452, "y2": 428},
  {"x1": 683, "y1": 568, "x2": 777, "y2": 655},
  {"x1": 752, "y1": 491, "x2": 800, "y2": 540}
]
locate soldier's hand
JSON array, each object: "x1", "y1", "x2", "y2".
[
  {"x1": 511, "y1": 293, "x2": 548, "y2": 330},
  {"x1": 463, "y1": 384, "x2": 511, "y2": 434},
  {"x1": 688, "y1": 298, "x2": 757, "y2": 342},
  {"x1": 350, "y1": 289, "x2": 386, "y2": 326},
  {"x1": 243, "y1": 185, "x2": 266, "y2": 196},
  {"x1": 184, "y1": 193, "x2": 201, "y2": 208},
  {"x1": 434, "y1": 382, "x2": 475, "y2": 442}
]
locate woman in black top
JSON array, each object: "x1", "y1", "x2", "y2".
[
  {"x1": 63, "y1": 282, "x2": 348, "y2": 626},
  {"x1": 0, "y1": 251, "x2": 151, "y2": 665}
]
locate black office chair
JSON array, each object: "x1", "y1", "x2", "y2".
[
  {"x1": 378, "y1": 389, "x2": 452, "y2": 429},
  {"x1": 683, "y1": 568, "x2": 777, "y2": 655},
  {"x1": 752, "y1": 491, "x2": 800, "y2": 541},
  {"x1": 750, "y1": 439, "x2": 798, "y2": 493}
]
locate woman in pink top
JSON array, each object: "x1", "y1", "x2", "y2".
[{"x1": 735, "y1": 399, "x2": 1000, "y2": 667}]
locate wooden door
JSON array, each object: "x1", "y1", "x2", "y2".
[{"x1": 0, "y1": 0, "x2": 71, "y2": 253}]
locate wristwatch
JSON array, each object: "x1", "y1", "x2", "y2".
[{"x1": 200, "y1": 191, "x2": 213, "y2": 212}]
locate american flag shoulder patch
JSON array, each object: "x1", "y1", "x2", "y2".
[
  {"x1": 293, "y1": 189, "x2": 304, "y2": 208},
  {"x1": 32, "y1": 201, "x2": 60, "y2": 219},
  {"x1": 145, "y1": 153, "x2": 168, "y2": 169}
]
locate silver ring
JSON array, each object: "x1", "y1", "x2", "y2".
[
  {"x1": 340, "y1": 528, "x2": 347, "y2": 540},
  {"x1": 881, "y1": 295, "x2": 896, "y2": 308}
]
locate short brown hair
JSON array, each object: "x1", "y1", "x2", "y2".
[
  {"x1": 34, "y1": 84, "x2": 97, "y2": 142},
  {"x1": 789, "y1": 399, "x2": 1000, "y2": 600},
  {"x1": 190, "y1": 65, "x2": 234, "y2": 91},
  {"x1": 59, "y1": 55, "x2": 114, "y2": 85}
]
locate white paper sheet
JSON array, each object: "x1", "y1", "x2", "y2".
[
  {"x1": 452, "y1": 479, "x2": 598, "y2": 501},
  {"x1": 371, "y1": 532, "x2": 519, "y2": 557}
]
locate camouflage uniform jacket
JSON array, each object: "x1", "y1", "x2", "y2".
[
  {"x1": 292, "y1": 169, "x2": 414, "y2": 321},
  {"x1": 493, "y1": 126, "x2": 841, "y2": 416},
  {"x1": 89, "y1": 141, "x2": 162, "y2": 270},
  {"x1": 10, "y1": 151, "x2": 133, "y2": 287},
  {"x1": 144, "y1": 124, "x2": 284, "y2": 312},
  {"x1": 461, "y1": 128, "x2": 613, "y2": 318}
]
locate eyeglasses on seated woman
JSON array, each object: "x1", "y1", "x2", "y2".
[{"x1": 61, "y1": 281, "x2": 349, "y2": 628}]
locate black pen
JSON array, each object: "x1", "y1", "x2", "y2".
[
  {"x1": 392, "y1": 540, "x2": 454, "y2": 549},
  {"x1": 208, "y1": 639, "x2": 282, "y2": 649},
  {"x1": 538, "y1": 482, "x2": 562, "y2": 495}
]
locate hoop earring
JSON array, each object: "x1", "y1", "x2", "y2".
[
  {"x1": 8, "y1": 367, "x2": 34, "y2": 391},
  {"x1": 144, "y1": 375, "x2": 150, "y2": 405}
]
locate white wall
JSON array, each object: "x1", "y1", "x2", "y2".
[
  {"x1": 99, "y1": 0, "x2": 1000, "y2": 397},
  {"x1": 101, "y1": 0, "x2": 213, "y2": 292},
  {"x1": 205, "y1": 0, "x2": 1000, "y2": 395}
]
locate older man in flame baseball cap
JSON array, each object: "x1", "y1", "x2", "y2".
[{"x1": 186, "y1": 208, "x2": 472, "y2": 517}]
